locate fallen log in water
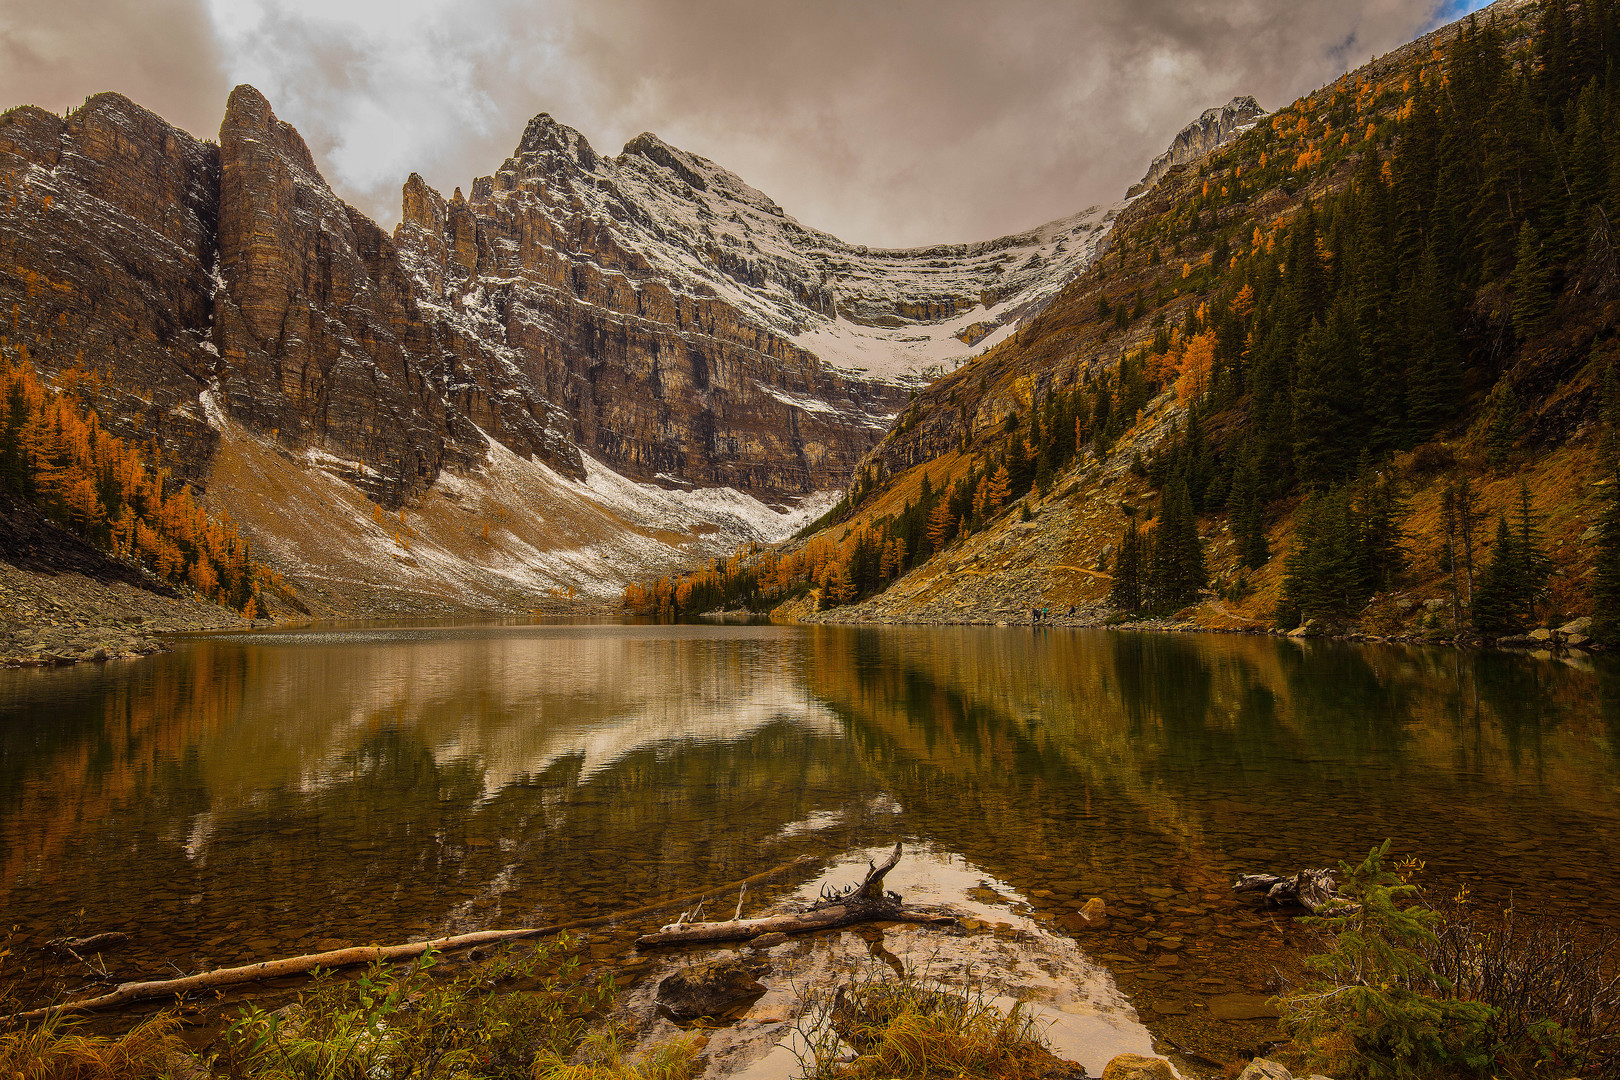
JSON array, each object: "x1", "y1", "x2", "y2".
[
  {"x1": 1232, "y1": 868, "x2": 1357, "y2": 914},
  {"x1": 13, "y1": 855, "x2": 820, "y2": 1021},
  {"x1": 637, "y1": 841, "x2": 955, "y2": 947}
]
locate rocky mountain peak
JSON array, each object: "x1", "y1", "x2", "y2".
[
  {"x1": 221, "y1": 84, "x2": 319, "y2": 177},
  {"x1": 621, "y1": 131, "x2": 711, "y2": 193},
  {"x1": 515, "y1": 111, "x2": 599, "y2": 172},
  {"x1": 1128, "y1": 94, "x2": 1267, "y2": 197}
]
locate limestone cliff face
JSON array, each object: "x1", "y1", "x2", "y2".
[
  {"x1": 0, "y1": 84, "x2": 1237, "y2": 519},
  {"x1": 212, "y1": 86, "x2": 491, "y2": 503},
  {"x1": 392, "y1": 116, "x2": 906, "y2": 498},
  {"x1": 0, "y1": 87, "x2": 911, "y2": 508},
  {"x1": 1128, "y1": 96, "x2": 1267, "y2": 198},
  {"x1": 0, "y1": 93, "x2": 220, "y2": 480}
]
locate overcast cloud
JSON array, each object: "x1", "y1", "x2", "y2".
[{"x1": 2, "y1": 0, "x2": 1490, "y2": 247}]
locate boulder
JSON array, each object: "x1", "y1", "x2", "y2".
[
  {"x1": 654, "y1": 957, "x2": 768, "y2": 1022},
  {"x1": 1529, "y1": 628, "x2": 1554, "y2": 642},
  {"x1": 1100, "y1": 1053, "x2": 1175, "y2": 1080},
  {"x1": 1237, "y1": 1061, "x2": 1294, "y2": 1080},
  {"x1": 1560, "y1": 616, "x2": 1593, "y2": 636}
]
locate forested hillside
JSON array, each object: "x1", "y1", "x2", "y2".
[
  {"x1": 632, "y1": 0, "x2": 1620, "y2": 644},
  {"x1": 0, "y1": 353, "x2": 278, "y2": 615}
]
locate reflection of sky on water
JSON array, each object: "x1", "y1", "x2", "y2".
[
  {"x1": 0, "y1": 620, "x2": 1617, "y2": 1067},
  {"x1": 637, "y1": 844, "x2": 1157, "y2": 1080}
]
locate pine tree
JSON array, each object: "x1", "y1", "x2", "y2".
[
  {"x1": 1404, "y1": 245, "x2": 1462, "y2": 442},
  {"x1": 1510, "y1": 221, "x2": 1554, "y2": 339},
  {"x1": 1229, "y1": 451, "x2": 1270, "y2": 569},
  {"x1": 1509, "y1": 479, "x2": 1548, "y2": 621},
  {"x1": 1594, "y1": 363, "x2": 1620, "y2": 639},
  {"x1": 1485, "y1": 384, "x2": 1520, "y2": 469},
  {"x1": 1292, "y1": 303, "x2": 1364, "y2": 489},
  {"x1": 1145, "y1": 476, "x2": 1205, "y2": 612},
  {"x1": 1109, "y1": 519, "x2": 1143, "y2": 613},
  {"x1": 1472, "y1": 514, "x2": 1522, "y2": 633}
]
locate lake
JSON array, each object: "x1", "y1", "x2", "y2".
[{"x1": 1, "y1": 623, "x2": 1616, "y2": 1073}]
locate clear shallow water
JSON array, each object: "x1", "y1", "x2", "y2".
[{"x1": 1, "y1": 623, "x2": 1617, "y2": 1067}]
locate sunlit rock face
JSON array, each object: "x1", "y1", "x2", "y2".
[
  {"x1": 1128, "y1": 96, "x2": 1267, "y2": 197},
  {"x1": 0, "y1": 93, "x2": 222, "y2": 482},
  {"x1": 0, "y1": 84, "x2": 1127, "y2": 510}
]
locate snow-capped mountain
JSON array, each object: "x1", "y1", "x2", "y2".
[{"x1": 0, "y1": 83, "x2": 1257, "y2": 610}]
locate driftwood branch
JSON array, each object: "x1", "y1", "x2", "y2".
[
  {"x1": 14, "y1": 855, "x2": 819, "y2": 1022},
  {"x1": 1233, "y1": 868, "x2": 1357, "y2": 914},
  {"x1": 637, "y1": 842, "x2": 955, "y2": 947}
]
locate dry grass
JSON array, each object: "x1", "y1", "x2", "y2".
[
  {"x1": 531, "y1": 1025, "x2": 702, "y2": 1080},
  {"x1": 793, "y1": 960, "x2": 1066, "y2": 1080},
  {"x1": 0, "y1": 1011, "x2": 193, "y2": 1080}
]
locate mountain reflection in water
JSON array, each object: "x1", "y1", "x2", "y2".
[{"x1": 0, "y1": 623, "x2": 1615, "y2": 1064}]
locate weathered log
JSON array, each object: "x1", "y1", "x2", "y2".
[
  {"x1": 1233, "y1": 868, "x2": 1357, "y2": 914},
  {"x1": 47, "y1": 933, "x2": 130, "y2": 955},
  {"x1": 636, "y1": 841, "x2": 955, "y2": 947},
  {"x1": 14, "y1": 855, "x2": 818, "y2": 1021}
]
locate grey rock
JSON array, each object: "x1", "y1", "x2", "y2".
[
  {"x1": 1236, "y1": 1061, "x2": 1297, "y2": 1080},
  {"x1": 655, "y1": 957, "x2": 768, "y2": 1022}
]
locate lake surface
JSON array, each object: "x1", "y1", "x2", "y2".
[{"x1": 1, "y1": 623, "x2": 1617, "y2": 1072}]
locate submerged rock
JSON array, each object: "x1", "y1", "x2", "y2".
[
  {"x1": 655, "y1": 957, "x2": 768, "y2": 1022},
  {"x1": 1237, "y1": 1058, "x2": 1335, "y2": 1080},
  {"x1": 1100, "y1": 1053, "x2": 1175, "y2": 1079}
]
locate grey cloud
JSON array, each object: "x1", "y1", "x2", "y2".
[
  {"x1": 3, "y1": 0, "x2": 1467, "y2": 247},
  {"x1": 0, "y1": 0, "x2": 229, "y2": 140}
]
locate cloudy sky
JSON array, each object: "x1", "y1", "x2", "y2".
[{"x1": 2, "y1": 0, "x2": 1491, "y2": 247}]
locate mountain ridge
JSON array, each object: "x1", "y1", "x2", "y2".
[{"x1": 0, "y1": 76, "x2": 1264, "y2": 614}]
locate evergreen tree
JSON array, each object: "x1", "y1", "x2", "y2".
[
  {"x1": 1594, "y1": 363, "x2": 1620, "y2": 639},
  {"x1": 1404, "y1": 245, "x2": 1462, "y2": 442},
  {"x1": 1485, "y1": 384, "x2": 1520, "y2": 469},
  {"x1": 1292, "y1": 303, "x2": 1364, "y2": 489},
  {"x1": 1472, "y1": 514, "x2": 1522, "y2": 633},
  {"x1": 1229, "y1": 451, "x2": 1270, "y2": 569},
  {"x1": 1109, "y1": 519, "x2": 1143, "y2": 613},
  {"x1": 1279, "y1": 487, "x2": 1361, "y2": 625},
  {"x1": 1511, "y1": 221, "x2": 1554, "y2": 339},
  {"x1": 1509, "y1": 479, "x2": 1550, "y2": 615},
  {"x1": 1145, "y1": 476, "x2": 1205, "y2": 612}
]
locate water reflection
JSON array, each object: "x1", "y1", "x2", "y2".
[{"x1": 0, "y1": 624, "x2": 1615, "y2": 1061}]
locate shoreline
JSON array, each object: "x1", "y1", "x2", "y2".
[{"x1": 788, "y1": 598, "x2": 1607, "y2": 655}]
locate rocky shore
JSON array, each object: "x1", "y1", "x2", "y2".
[
  {"x1": 0, "y1": 494, "x2": 248, "y2": 666},
  {"x1": 0, "y1": 560, "x2": 248, "y2": 666},
  {"x1": 792, "y1": 572, "x2": 1604, "y2": 656}
]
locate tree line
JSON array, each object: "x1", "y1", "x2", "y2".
[{"x1": 0, "y1": 353, "x2": 275, "y2": 616}]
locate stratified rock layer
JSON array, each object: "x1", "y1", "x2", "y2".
[{"x1": 0, "y1": 93, "x2": 221, "y2": 480}]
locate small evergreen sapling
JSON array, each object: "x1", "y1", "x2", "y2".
[{"x1": 1280, "y1": 841, "x2": 1495, "y2": 1078}]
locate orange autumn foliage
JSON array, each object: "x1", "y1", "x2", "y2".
[{"x1": 0, "y1": 354, "x2": 275, "y2": 613}]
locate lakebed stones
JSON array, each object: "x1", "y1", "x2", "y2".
[
  {"x1": 1206, "y1": 993, "x2": 1282, "y2": 1021},
  {"x1": 1056, "y1": 896, "x2": 1108, "y2": 932},
  {"x1": 654, "y1": 957, "x2": 768, "y2": 1022}
]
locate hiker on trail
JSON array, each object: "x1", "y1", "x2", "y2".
[
  {"x1": 1031, "y1": 607, "x2": 1041, "y2": 623},
  {"x1": 1067, "y1": 605, "x2": 1075, "y2": 617},
  {"x1": 1042, "y1": 607, "x2": 1050, "y2": 621}
]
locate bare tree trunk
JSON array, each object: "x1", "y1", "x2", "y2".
[
  {"x1": 12, "y1": 856, "x2": 819, "y2": 1021},
  {"x1": 637, "y1": 842, "x2": 953, "y2": 947}
]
